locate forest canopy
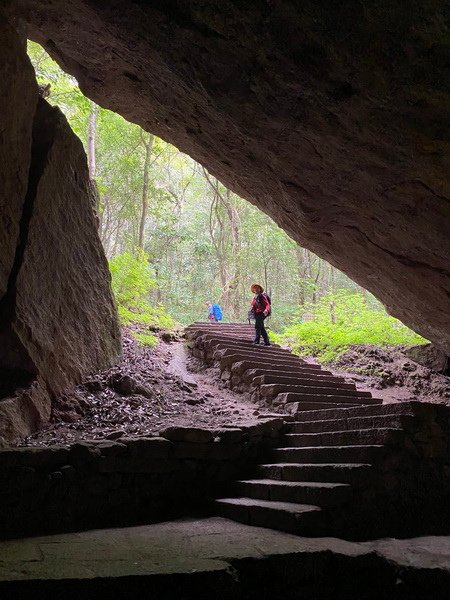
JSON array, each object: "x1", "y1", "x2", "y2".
[{"x1": 27, "y1": 41, "x2": 427, "y2": 359}]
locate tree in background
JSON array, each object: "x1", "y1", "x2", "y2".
[{"x1": 27, "y1": 41, "x2": 428, "y2": 352}]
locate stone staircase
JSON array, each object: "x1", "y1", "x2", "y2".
[
  {"x1": 186, "y1": 323, "x2": 450, "y2": 540},
  {"x1": 185, "y1": 322, "x2": 381, "y2": 412},
  {"x1": 216, "y1": 402, "x2": 450, "y2": 539}
]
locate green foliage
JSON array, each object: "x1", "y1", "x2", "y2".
[
  {"x1": 109, "y1": 251, "x2": 174, "y2": 329},
  {"x1": 276, "y1": 290, "x2": 428, "y2": 362},
  {"x1": 109, "y1": 250, "x2": 156, "y2": 308},
  {"x1": 27, "y1": 42, "x2": 430, "y2": 351},
  {"x1": 27, "y1": 40, "x2": 91, "y2": 141},
  {"x1": 132, "y1": 332, "x2": 158, "y2": 348}
]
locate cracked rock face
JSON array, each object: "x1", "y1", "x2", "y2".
[
  {"x1": 0, "y1": 18, "x2": 36, "y2": 304},
  {"x1": 7, "y1": 0, "x2": 449, "y2": 351},
  {"x1": 0, "y1": 19, "x2": 121, "y2": 442}
]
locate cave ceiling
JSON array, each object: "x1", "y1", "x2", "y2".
[{"x1": 5, "y1": 0, "x2": 450, "y2": 351}]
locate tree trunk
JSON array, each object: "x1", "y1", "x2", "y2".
[
  {"x1": 329, "y1": 264, "x2": 336, "y2": 325},
  {"x1": 296, "y1": 247, "x2": 306, "y2": 306},
  {"x1": 87, "y1": 102, "x2": 98, "y2": 180},
  {"x1": 138, "y1": 132, "x2": 155, "y2": 249},
  {"x1": 87, "y1": 103, "x2": 101, "y2": 231}
]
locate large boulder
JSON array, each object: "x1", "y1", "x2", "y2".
[
  {"x1": 0, "y1": 20, "x2": 121, "y2": 443},
  {"x1": 12, "y1": 98, "x2": 121, "y2": 396},
  {"x1": 0, "y1": 18, "x2": 37, "y2": 304},
  {"x1": 7, "y1": 0, "x2": 449, "y2": 352}
]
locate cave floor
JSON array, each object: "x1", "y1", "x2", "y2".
[{"x1": 1, "y1": 517, "x2": 449, "y2": 599}]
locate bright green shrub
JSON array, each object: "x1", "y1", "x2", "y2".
[
  {"x1": 132, "y1": 332, "x2": 158, "y2": 348},
  {"x1": 278, "y1": 290, "x2": 427, "y2": 362},
  {"x1": 109, "y1": 250, "x2": 175, "y2": 330}
]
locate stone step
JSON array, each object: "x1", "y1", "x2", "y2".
[
  {"x1": 204, "y1": 339, "x2": 291, "y2": 354},
  {"x1": 213, "y1": 345, "x2": 306, "y2": 360},
  {"x1": 215, "y1": 497, "x2": 323, "y2": 535},
  {"x1": 186, "y1": 328, "x2": 255, "y2": 339},
  {"x1": 276, "y1": 391, "x2": 380, "y2": 405},
  {"x1": 218, "y1": 350, "x2": 307, "y2": 368},
  {"x1": 240, "y1": 367, "x2": 334, "y2": 383},
  {"x1": 204, "y1": 340, "x2": 285, "y2": 354},
  {"x1": 234, "y1": 361, "x2": 327, "y2": 378},
  {"x1": 186, "y1": 323, "x2": 254, "y2": 330},
  {"x1": 190, "y1": 327, "x2": 255, "y2": 334},
  {"x1": 253, "y1": 374, "x2": 354, "y2": 389},
  {"x1": 271, "y1": 445, "x2": 385, "y2": 464},
  {"x1": 191, "y1": 333, "x2": 264, "y2": 344},
  {"x1": 236, "y1": 478, "x2": 351, "y2": 507},
  {"x1": 231, "y1": 356, "x2": 326, "y2": 375},
  {"x1": 290, "y1": 414, "x2": 415, "y2": 433},
  {"x1": 260, "y1": 384, "x2": 373, "y2": 400},
  {"x1": 216, "y1": 349, "x2": 301, "y2": 365},
  {"x1": 282, "y1": 428, "x2": 404, "y2": 447},
  {"x1": 292, "y1": 402, "x2": 417, "y2": 422},
  {"x1": 286, "y1": 401, "x2": 362, "y2": 412},
  {"x1": 259, "y1": 462, "x2": 372, "y2": 484}
]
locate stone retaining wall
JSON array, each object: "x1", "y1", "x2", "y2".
[{"x1": 0, "y1": 419, "x2": 284, "y2": 538}]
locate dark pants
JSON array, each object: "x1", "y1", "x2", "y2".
[{"x1": 254, "y1": 313, "x2": 270, "y2": 344}]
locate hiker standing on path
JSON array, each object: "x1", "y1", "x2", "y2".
[
  {"x1": 206, "y1": 301, "x2": 223, "y2": 322},
  {"x1": 250, "y1": 284, "x2": 271, "y2": 346}
]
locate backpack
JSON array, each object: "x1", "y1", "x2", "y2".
[
  {"x1": 212, "y1": 304, "x2": 223, "y2": 320},
  {"x1": 255, "y1": 292, "x2": 271, "y2": 317}
]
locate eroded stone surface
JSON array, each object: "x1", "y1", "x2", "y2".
[
  {"x1": 0, "y1": 518, "x2": 449, "y2": 599},
  {"x1": 0, "y1": 16, "x2": 37, "y2": 303},
  {"x1": 10, "y1": 99, "x2": 121, "y2": 396},
  {"x1": 0, "y1": 23, "x2": 121, "y2": 442},
  {"x1": 6, "y1": 0, "x2": 450, "y2": 351}
]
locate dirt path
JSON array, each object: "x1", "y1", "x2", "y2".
[
  {"x1": 17, "y1": 330, "x2": 450, "y2": 448},
  {"x1": 18, "y1": 333, "x2": 265, "y2": 447}
]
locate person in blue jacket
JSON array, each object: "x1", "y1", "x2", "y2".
[{"x1": 206, "y1": 301, "x2": 223, "y2": 322}]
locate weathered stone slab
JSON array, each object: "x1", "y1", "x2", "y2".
[
  {"x1": 173, "y1": 442, "x2": 212, "y2": 459},
  {"x1": 160, "y1": 427, "x2": 214, "y2": 444},
  {"x1": 122, "y1": 436, "x2": 172, "y2": 459},
  {"x1": 96, "y1": 441, "x2": 128, "y2": 457},
  {"x1": 214, "y1": 428, "x2": 243, "y2": 443},
  {"x1": 98, "y1": 456, "x2": 177, "y2": 474},
  {"x1": 0, "y1": 446, "x2": 70, "y2": 470},
  {"x1": 209, "y1": 442, "x2": 242, "y2": 461}
]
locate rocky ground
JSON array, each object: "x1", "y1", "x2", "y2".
[
  {"x1": 328, "y1": 345, "x2": 450, "y2": 406},
  {"x1": 18, "y1": 330, "x2": 450, "y2": 448},
  {"x1": 18, "y1": 329, "x2": 266, "y2": 447}
]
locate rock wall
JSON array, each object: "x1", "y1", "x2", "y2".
[
  {"x1": 0, "y1": 19, "x2": 36, "y2": 303},
  {"x1": 5, "y1": 0, "x2": 449, "y2": 352},
  {"x1": 0, "y1": 19, "x2": 121, "y2": 443},
  {"x1": 0, "y1": 421, "x2": 283, "y2": 538}
]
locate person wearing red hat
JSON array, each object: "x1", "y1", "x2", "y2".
[{"x1": 250, "y1": 283, "x2": 271, "y2": 346}]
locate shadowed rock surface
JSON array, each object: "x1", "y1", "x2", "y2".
[
  {"x1": 0, "y1": 19, "x2": 37, "y2": 302},
  {"x1": 5, "y1": 0, "x2": 450, "y2": 351},
  {"x1": 1, "y1": 518, "x2": 449, "y2": 600},
  {"x1": 0, "y1": 20, "x2": 121, "y2": 442}
]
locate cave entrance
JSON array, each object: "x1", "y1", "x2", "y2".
[{"x1": 27, "y1": 41, "x2": 430, "y2": 345}]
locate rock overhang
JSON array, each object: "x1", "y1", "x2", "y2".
[{"x1": 2, "y1": 0, "x2": 450, "y2": 354}]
